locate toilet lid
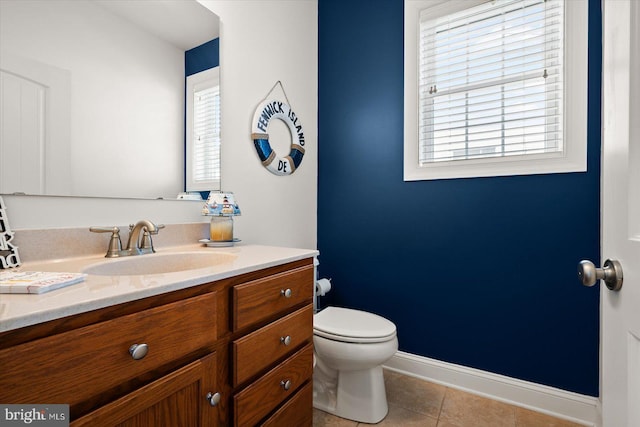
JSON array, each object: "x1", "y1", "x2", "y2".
[{"x1": 314, "y1": 307, "x2": 396, "y2": 342}]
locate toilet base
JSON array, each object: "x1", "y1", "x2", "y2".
[{"x1": 313, "y1": 365, "x2": 388, "y2": 424}]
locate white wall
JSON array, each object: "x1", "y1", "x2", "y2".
[
  {"x1": 203, "y1": 0, "x2": 318, "y2": 249},
  {"x1": 3, "y1": 0, "x2": 318, "y2": 251}
]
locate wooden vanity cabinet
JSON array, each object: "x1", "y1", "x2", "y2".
[{"x1": 0, "y1": 257, "x2": 314, "y2": 427}]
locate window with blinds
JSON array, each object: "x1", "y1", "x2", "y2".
[
  {"x1": 192, "y1": 85, "x2": 220, "y2": 183},
  {"x1": 186, "y1": 67, "x2": 220, "y2": 191},
  {"x1": 419, "y1": 0, "x2": 564, "y2": 164}
]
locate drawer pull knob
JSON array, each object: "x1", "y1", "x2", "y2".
[
  {"x1": 129, "y1": 343, "x2": 149, "y2": 360},
  {"x1": 280, "y1": 335, "x2": 292, "y2": 346},
  {"x1": 206, "y1": 392, "x2": 221, "y2": 407},
  {"x1": 280, "y1": 288, "x2": 292, "y2": 298},
  {"x1": 280, "y1": 379, "x2": 292, "y2": 391}
]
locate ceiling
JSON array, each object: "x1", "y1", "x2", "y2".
[{"x1": 93, "y1": 0, "x2": 219, "y2": 51}]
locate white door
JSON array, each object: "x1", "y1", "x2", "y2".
[
  {"x1": 0, "y1": 70, "x2": 46, "y2": 194},
  {"x1": 600, "y1": 0, "x2": 640, "y2": 425}
]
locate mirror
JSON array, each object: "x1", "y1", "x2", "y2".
[{"x1": 0, "y1": 0, "x2": 220, "y2": 199}]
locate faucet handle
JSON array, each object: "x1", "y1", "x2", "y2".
[
  {"x1": 149, "y1": 224, "x2": 165, "y2": 235},
  {"x1": 140, "y1": 224, "x2": 165, "y2": 252},
  {"x1": 90, "y1": 226, "x2": 122, "y2": 258},
  {"x1": 90, "y1": 226, "x2": 120, "y2": 233}
]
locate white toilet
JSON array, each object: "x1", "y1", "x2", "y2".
[{"x1": 313, "y1": 306, "x2": 398, "y2": 423}]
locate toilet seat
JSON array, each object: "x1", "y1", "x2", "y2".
[{"x1": 314, "y1": 307, "x2": 396, "y2": 344}]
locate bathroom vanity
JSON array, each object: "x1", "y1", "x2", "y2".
[{"x1": 0, "y1": 244, "x2": 317, "y2": 426}]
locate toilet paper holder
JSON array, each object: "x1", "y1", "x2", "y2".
[
  {"x1": 316, "y1": 278, "x2": 332, "y2": 296},
  {"x1": 314, "y1": 277, "x2": 332, "y2": 313}
]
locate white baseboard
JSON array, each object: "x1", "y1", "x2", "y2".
[{"x1": 383, "y1": 351, "x2": 599, "y2": 427}]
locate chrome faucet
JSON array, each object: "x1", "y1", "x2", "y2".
[{"x1": 90, "y1": 220, "x2": 164, "y2": 258}]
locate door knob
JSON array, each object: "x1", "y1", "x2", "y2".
[{"x1": 578, "y1": 259, "x2": 623, "y2": 291}]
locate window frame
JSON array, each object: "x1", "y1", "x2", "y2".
[
  {"x1": 404, "y1": 0, "x2": 588, "y2": 181},
  {"x1": 186, "y1": 67, "x2": 221, "y2": 192}
]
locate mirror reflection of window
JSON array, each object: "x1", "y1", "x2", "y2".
[{"x1": 186, "y1": 67, "x2": 221, "y2": 192}]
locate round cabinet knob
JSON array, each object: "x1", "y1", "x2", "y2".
[
  {"x1": 280, "y1": 288, "x2": 292, "y2": 298},
  {"x1": 205, "y1": 392, "x2": 221, "y2": 407},
  {"x1": 129, "y1": 343, "x2": 149, "y2": 360},
  {"x1": 280, "y1": 379, "x2": 292, "y2": 391},
  {"x1": 578, "y1": 259, "x2": 623, "y2": 291},
  {"x1": 280, "y1": 335, "x2": 291, "y2": 346}
]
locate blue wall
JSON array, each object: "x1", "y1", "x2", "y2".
[
  {"x1": 185, "y1": 38, "x2": 219, "y2": 77},
  {"x1": 317, "y1": 0, "x2": 602, "y2": 396}
]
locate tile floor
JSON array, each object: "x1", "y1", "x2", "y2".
[{"x1": 312, "y1": 370, "x2": 585, "y2": 427}]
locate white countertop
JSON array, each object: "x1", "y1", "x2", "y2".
[{"x1": 0, "y1": 244, "x2": 318, "y2": 333}]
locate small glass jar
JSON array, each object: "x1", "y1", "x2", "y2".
[{"x1": 209, "y1": 216, "x2": 233, "y2": 241}]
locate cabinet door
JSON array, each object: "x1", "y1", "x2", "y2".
[{"x1": 72, "y1": 352, "x2": 219, "y2": 427}]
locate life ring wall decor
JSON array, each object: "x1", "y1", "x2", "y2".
[{"x1": 251, "y1": 99, "x2": 305, "y2": 175}]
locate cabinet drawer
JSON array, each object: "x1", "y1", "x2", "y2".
[
  {"x1": 233, "y1": 304, "x2": 312, "y2": 386},
  {"x1": 260, "y1": 381, "x2": 312, "y2": 427},
  {"x1": 0, "y1": 292, "x2": 217, "y2": 409},
  {"x1": 234, "y1": 343, "x2": 313, "y2": 427},
  {"x1": 233, "y1": 265, "x2": 313, "y2": 330}
]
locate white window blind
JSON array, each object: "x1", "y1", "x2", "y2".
[
  {"x1": 419, "y1": 0, "x2": 564, "y2": 164},
  {"x1": 192, "y1": 85, "x2": 220, "y2": 184}
]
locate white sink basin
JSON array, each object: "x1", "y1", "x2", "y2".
[{"x1": 82, "y1": 251, "x2": 237, "y2": 276}]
